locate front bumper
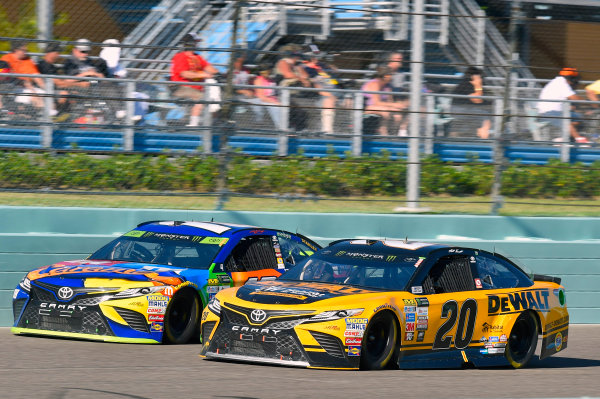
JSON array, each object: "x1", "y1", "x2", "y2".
[{"x1": 200, "y1": 307, "x2": 360, "y2": 369}]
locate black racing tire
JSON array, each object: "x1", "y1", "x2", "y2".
[
  {"x1": 360, "y1": 311, "x2": 399, "y2": 370},
  {"x1": 163, "y1": 288, "x2": 200, "y2": 344},
  {"x1": 506, "y1": 311, "x2": 538, "y2": 368}
]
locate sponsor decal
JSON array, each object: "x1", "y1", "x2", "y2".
[
  {"x1": 149, "y1": 314, "x2": 164, "y2": 322},
  {"x1": 406, "y1": 322, "x2": 415, "y2": 332},
  {"x1": 277, "y1": 258, "x2": 284, "y2": 264},
  {"x1": 480, "y1": 349, "x2": 488, "y2": 354},
  {"x1": 201, "y1": 311, "x2": 208, "y2": 321},
  {"x1": 374, "y1": 304, "x2": 395, "y2": 313},
  {"x1": 405, "y1": 332, "x2": 414, "y2": 341},
  {"x1": 405, "y1": 313, "x2": 416, "y2": 323},
  {"x1": 324, "y1": 325, "x2": 340, "y2": 331},
  {"x1": 411, "y1": 286, "x2": 423, "y2": 294},
  {"x1": 488, "y1": 290, "x2": 550, "y2": 314},
  {"x1": 500, "y1": 334, "x2": 507, "y2": 342},
  {"x1": 206, "y1": 286, "x2": 220, "y2": 294},
  {"x1": 147, "y1": 307, "x2": 166, "y2": 314},
  {"x1": 163, "y1": 286, "x2": 174, "y2": 297},
  {"x1": 345, "y1": 338, "x2": 362, "y2": 346},
  {"x1": 470, "y1": 256, "x2": 476, "y2": 263},
  {"x1": 200, "y1": 237, "x2": 228, "y2": 246},
  {"x1": 207, "y1": 279, "x2": 220, "y2": 286},
  {"x1": 493, "y1": 343, "x2": 506, "y2": 348},
  {"x1": 249, "y1": 229, "x2": 265, "y2": 235},
  {"x1": 555, "y1": 332, "x2": 563, "y2": 351},
  {"x1": 148, "y1": 300, "x2": 168, "y2": 308},
  {"x1": 13, "y1": 289, "x2": 18, "y2": 300},
  {"x1": 414, "y1": 257, "x2": 425, "y2": 267},
  {"x1": 175, "y1": 281, "x2": 198, "y2": 290},
  {"x1": 404, "y1": 306, "x2": 416, "y2": 313},
  {"x1": 124, "y1": 230, "x2": 146, "y2": 237},
  {"x1": 250, "y1": 291, "x2": 307, "y2": 300},
  {"x1": 386, "y1": 255, "x2": 397, "y2": 262},
  {"x1": 417, "y1": 330, "x2": 425, "y2": 342},
  {"x1": 348, "y1": 346, "x2": 361, "y2": 356},
  {"x1": 255, "y1": 285, "x2": 325, "y2": 298},
  {"x1": 345, "y1": 318, "x2": 368, "y2": 324},
  {"x1": 544, "y1": 315, "x2": 569, "y2": 331},
  {"x1": 416, "y1": 321, "x2": 428, "y2": 331},
  {"x1": 482, "y1": 322, "x2": 503, "y2": 333},
  {"x1": 344, "y1": 330, "x2": 364, "y2": 337},
  {"x1": 150, "y1": 322, "x2": 163, "y2": 332},
  {"x1": 486, "y1": 347, "x2": 505, "y2": 354},
  {"x1": 276, "y1": 231, "x2": 291, "y2": 239},
  {"x1": 474, "y1": 278, "x2": 482, "y2": 289},
  {"x1": 479, "y1": 336, "x2": 487, "y2": 342},
  {"x1": 403, "y1": 299, "x2": 417, "y2": 306},
  {"x1": 415, "y1": 298, "x2": 429, "y2": 307},
  {"x1": 489, "y1": 336, "x2": 499, "y2": 343},
  {"x1": 449, "y1": 249, "x2": 463, "y2": 253},
  {"x1": 417, "y1": 307, "x2": 428, "y2": 316},
  {"x1": 346, "y1": 323, "x2": 367, "y2": 331}
]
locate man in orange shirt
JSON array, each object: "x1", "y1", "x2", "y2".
[
  {"x1": 170, "y1": 33, "x2": 219, "y2": 127},
  {"x1": 1, "y1": 41, "x2": 46, "y2": 109}
]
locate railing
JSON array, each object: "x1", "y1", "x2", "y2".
[{"x1": 2, "y1": 71, "x2": 599, "y2": 164}]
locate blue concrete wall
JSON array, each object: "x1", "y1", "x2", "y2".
[{"x1": 1, "y1": 206, "x2": 598, "y2": 326}]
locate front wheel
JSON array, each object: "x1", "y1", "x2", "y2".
[
  {"x1": 506, "y1": 311, "x2": 538, "y2": 368},
  {"x1": 163, "y1": 289, "x2": 200, "y2": 344},
  {"x1": 360, "y1": 311, "x2": 398, "y2": 370}
]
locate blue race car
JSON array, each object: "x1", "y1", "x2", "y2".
[{"x1": 12, "y1": 220, "x2": 320, "y2": 344}]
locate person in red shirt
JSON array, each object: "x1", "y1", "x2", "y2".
[{"x1": 170, "y1": 33, "x2": 219, "y2": 127}]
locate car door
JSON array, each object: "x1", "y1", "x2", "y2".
[{"x1": 404, "y1": 249, "x2": 487, "y2": 367}]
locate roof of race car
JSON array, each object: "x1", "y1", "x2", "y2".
[
  {"x1": 326, "y1": 239, "x2": 450, "y2": 257},
  {"x1": 134, "y1": 220, "x2": 266, "y2": 237}
]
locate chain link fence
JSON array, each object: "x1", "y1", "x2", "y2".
[{"x1": 1, "y1": 0, "x2": 600, "y2": 214}]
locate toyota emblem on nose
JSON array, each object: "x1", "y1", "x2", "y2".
[
  {"x1": 57, "y1": 287, "x2": 74, "y2": 300},
  {"x1": 250, "y1": 309, "x2": 267, "y2": 323}
]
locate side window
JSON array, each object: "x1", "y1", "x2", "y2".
[
  {"x1": 277, "y1": 235, "x2": 316, "y2": 268},
  {"x1": 422, "y1": 255, "x2": 475, "y2": 294},
  {"x1": 224, "y1": 236, "x2": 278, "y2": 272},
  {"x1": 475, "y1": 254, "x2": 531, "y2": 289}
]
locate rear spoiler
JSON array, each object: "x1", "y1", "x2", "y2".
[{"x1": 533, "y1": 274, "x2": 561, "y2": 285}]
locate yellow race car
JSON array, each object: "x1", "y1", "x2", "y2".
[{"x1": 200, "y1": 239, "x2": 568, "y2": 370}]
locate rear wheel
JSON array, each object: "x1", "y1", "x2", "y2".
[
  {"x1": 506, "y1": 311, "x2": 538, "y2": 368},
  {"x1": 360, "y1": 311, "x2": 398, "y2": 370},
  {"x1": 163, "y1": 289, "x2": 199, "y2": 344}
]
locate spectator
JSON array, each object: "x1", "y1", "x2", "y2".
[
  {"x1": 36, "y1": 42, "x2": 73, "y2": 118},
  {"x1": 302, "y1": 47, "x2": 339, "y2": 134},
  {"x1": 585, "y1": 79, "x2": 600, "y2": 105},
  {"x1": 274, "y1": 44, "x2": 311, "y2": 89},
  {"x1": 99, "y1": 39, "x2": 127, "y2": 78},
  {"x1": 170, "y1": 33, "x2": 219, "y2": 127},
  {"x1": 232, "y1": 52, "x2": 254, "y2": 99},
  {"x1": 1, "y1": 40, "x2": 47, "y2": 110},
  {"x1": 361, "y1": 66, "x2": 407, "y2": 136},
  {"x1": 63, "y1": 39, "x2": 110, "y2": 80},
  {"x1": 248, "y1": 63, "x2": 282, "y2": 128},
  {"x1": 451, "y1": 66, "x2": 492, "y2": 139},
  {"x1": 386, "y1": 51, "x2": 408, "y2": 93},
  {"x1": 537, "y1": 67, "x2": 588, "y2": 143}
]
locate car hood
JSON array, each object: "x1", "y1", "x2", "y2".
[
  {"x1": 235, "y1": 280, "x2": 379, "y2": 305},
  {"x1": 26, "y1": 260, "x2": 186, "y2": 286}
]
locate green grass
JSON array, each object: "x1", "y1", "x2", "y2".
[{"x1": 0, "y1": 192, "x2": 599, "y2": 216}]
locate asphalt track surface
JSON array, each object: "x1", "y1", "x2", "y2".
[{"x1": 1, "y1": 325, "x2": 599, "y2": 399}]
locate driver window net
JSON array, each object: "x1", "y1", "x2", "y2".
[
  {"x1": 224, "y1": 237, "x2": 277, "y2": 272},
  {"x1": 423, "y1": 256, "x2": 475, "y2": 293}
]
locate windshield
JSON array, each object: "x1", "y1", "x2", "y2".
[
  {"x1": 89, "y1": 233, "x2": 225, "y2": 269},
  {"x1": 279, "y1": 252, "x2": 418, "y2": 291}
]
